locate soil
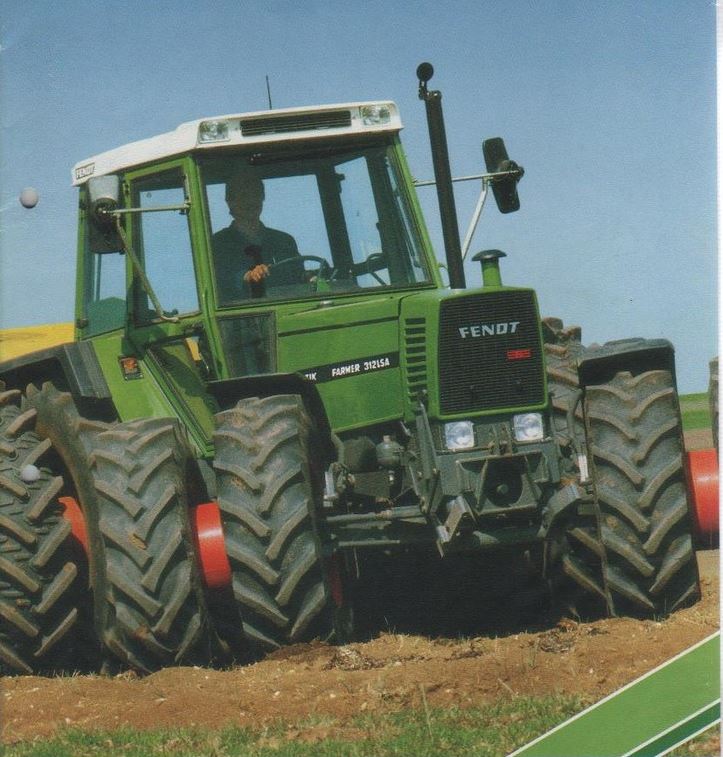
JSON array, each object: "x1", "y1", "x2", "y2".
[
  {"x1": 685, "y1": 428, "x2": 714, "y2": 451},
  {"x1": 1, "y1": 435, "x2": 719, "y2": 746},
  {"x1": 1, "y1": 556, "x2": 718, "y2": 745}
]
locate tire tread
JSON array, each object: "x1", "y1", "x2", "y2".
[
  {"x1": 213, "y1": 395, "x2": 336, "y2": 657},
  {"x1": 584, "y1": 369, "x2": 701, "y2": 616}
]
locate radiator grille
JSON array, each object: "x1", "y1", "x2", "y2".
[
  {"x1": 240, "y1": 110, "x2": 352, "y2": 137},
  {"x1": 438, "y1": 291, "x2": 544, "y2": 415},
  {"x1": 403, "y1": 317, "x2": 428, "y2": 403}
]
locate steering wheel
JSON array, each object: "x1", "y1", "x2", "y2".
[
  {"x1": 272, "y1": 255, "x2": 333, "y2": 280},
  {"x1": 358, "y1": 252, "x2": 389, "y2": 285}
]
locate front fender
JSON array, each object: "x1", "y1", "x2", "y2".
[
  {"x1": 577, "y1": 338, "x2": 677, "y2": 389},
  {"x1": 207, "y1": 372, "x2": 336, "y2": 458}
]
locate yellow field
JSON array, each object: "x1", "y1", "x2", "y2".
[{"x1": 0, "y1": 323, "x2": 74, "y2": 361}]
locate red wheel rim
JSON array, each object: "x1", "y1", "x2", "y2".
[
  {"x1": 686, "y1": 449, "x2": 719, "y2": 540},
  {"x1": 191, "y1": 502, "x2": 232, "y2": 591},
  {"x1": 59, "y1": 495, "x2": 89, "y2": 555}
]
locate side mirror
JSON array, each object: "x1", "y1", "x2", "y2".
[
  {"x1": 483, "y1": 138, "x2": 524, "y2": 214},
  {"x1": 87, "y1": 175, "x2": 123, "y2": 253},
  {"x1": 88, "y1": 175, "x2": 120, "y2": 221}
]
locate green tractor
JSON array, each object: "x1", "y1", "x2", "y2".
[{"x1": 0, "y1": 64, "x2": 700, "y2": 673}]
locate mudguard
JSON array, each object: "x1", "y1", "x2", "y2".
[
  {"x1": 577, "y1": 338, "x2": 677, "y2": 389},
  {"x1": 207, "y1": 372, "x2": 336, "y2": 458},
  {"x1": 0, "y1": 341, "x2": 111, "y2": 402}
]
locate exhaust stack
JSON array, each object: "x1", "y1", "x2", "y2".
[
  {"x1": 473, "y1": 249, "x2": 506, "y2": 288},
  {"x1": 417, "y1": 62, "x2": 466, "y2": 290}
]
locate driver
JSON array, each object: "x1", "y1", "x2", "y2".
[{"x1": 212, "y1": 168, "x2": 304, "y2": 301}]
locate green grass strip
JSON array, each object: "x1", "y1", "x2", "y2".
[
  {"x1": 3, "y1": 695, "x2": 586, "y2": 757},
  {"x1": 679, "y1": 393, "x2": 712, "y2": 431}
]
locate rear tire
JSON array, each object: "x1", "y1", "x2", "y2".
[
  {"x1": 213, "y1": 395, "x2": 341, "y2": 658},
  {"x1": 543, "y1": 318, "x2": 586, "y2": 470},
  {"x1": 23, "y1": 381, "x2": 109, "y2": 615},
  {"x1": 89, "y1": 418, "x2": 223, "y2": 671},
  {"x1": 0, "y1": 386, "x2": 84, "y2": 673},
  {"x1": 584, "y1": 369, "x2": 701, "y2": 616}
]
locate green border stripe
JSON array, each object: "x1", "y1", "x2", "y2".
[
  {"x1": 508, "y1": 633, "x2": 720, "y2": 757},
  {"x1": 622, "y1": 702, "x2": 720, "y2": 757}
]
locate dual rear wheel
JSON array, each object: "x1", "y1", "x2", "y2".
[
  {"x1": 88, "y1": 418, "x2": 225, "y2": 670},
  {"x1": 1, "y1": 382, "x2": 340, "y2": 673}
]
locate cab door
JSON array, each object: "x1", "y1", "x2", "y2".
[{"x1": 122, "y1": 160, "x2": 219, "y2": 452}]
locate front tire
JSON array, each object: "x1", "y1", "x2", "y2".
[
  {"x1": 213, "y1": 395, "x2": 340, "y2": 658},
  {"x1": 543, "y1": 322, "x2": 608, "y2": 615},
  {"x1": 584, "y1": 369, "x2": 701, "y2": 616},
  {"x1": 543, "y1": 319, "x2": 586, "y2": 470}
]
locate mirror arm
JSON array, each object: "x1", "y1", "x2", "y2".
[
  {"x1": 413, "y1": 169, "x2": 520, "y2": 187},
  {"x1": 415, "y1": 167, "x2": 522, "y2": 262},
  {"x1": 461, "y1": 182, "x2": 490, "y2": 261},
  {"x1": 103, "y1": 201, "x2": 191, "y2": 216}
]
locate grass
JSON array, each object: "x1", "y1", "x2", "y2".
[
  {"x1": 668, "y1": 726, "x2": 721, "y2": 756},
  {"x1": 3, "y1": 697, "x2": 587, "y2": 757},
  {"x1": 6, "y1": 702, "x2": 716, "y2": 757},
  {"x1": 680, "y1": 393, "x2": 712, "y2": 431},
  {"x1": 3, "y1": 689, "x2": 718, "y2": 757}
]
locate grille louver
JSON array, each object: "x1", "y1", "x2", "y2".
[
  {"x1": 404, "y1": 317, "x2": 428, "y2": 404},
  {"x1": 240, "y1": 110, "x2": 352, "y2": 137},
  {"x1": 438, "y1": 291, "x2": 544, "y2": 415}
]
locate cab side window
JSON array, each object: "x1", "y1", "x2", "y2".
[{"x1": 131, "y1": 171, "x2": 199, "y2": 321}]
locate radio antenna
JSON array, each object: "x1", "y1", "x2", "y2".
[{"x1": 266, "y1": 75, "x2": 273, "y2": 110}]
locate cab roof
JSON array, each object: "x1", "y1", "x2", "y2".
[{"x1": 72, "y1": 101, "x2": 402, "y2": 185}]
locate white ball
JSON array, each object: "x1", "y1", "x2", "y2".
[
  {"x1": 20, "y1": 464, "x2": 41, "y2": 483},
  {"x1": 19, "y1": 187, "x2": 39, "y2": 209}
]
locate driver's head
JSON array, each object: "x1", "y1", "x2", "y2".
[{"x1": 225, "y1": 169, "x2": 265, "y2": 226}]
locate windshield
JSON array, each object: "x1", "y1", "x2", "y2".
[{"x1": 200, "y1": 144, "x2": 431, "y2": 306}]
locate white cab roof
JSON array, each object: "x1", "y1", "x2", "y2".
[{"x1": 72, "y1": 101, "x2": 402, "y2": 185}]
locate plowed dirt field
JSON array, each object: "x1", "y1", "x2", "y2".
[{"x1": 1, "y1": 554, "x2": 717, "y2": 744}]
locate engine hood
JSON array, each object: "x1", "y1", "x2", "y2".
[{"x1": 276, "y1": 294, "x2": 406, "y2": 432}]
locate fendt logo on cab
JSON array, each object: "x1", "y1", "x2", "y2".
[{"x1": 458, "y1": 321, "x2": 521, "y2": 339}]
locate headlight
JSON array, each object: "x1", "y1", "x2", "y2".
[
  {"x1": 444, "y1": 421, "x2": 475, "y2": 450},
  {"x1": 359, "y1": 105, "x2": 391, "y2": 126},
  {"x1": 513, "y1": 413, "x2": 544, "y2": 442},
  {"x1": 198, "y1": 120, "x2": 230, "y2": 143}
]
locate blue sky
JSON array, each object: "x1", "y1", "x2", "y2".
[{"x1": 0, "y1": 1, "x2": 716, "y2": 392}]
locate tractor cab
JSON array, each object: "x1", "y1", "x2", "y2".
[{"x1": 75, "y1": 103, "x2": 437, "y2": 339}]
